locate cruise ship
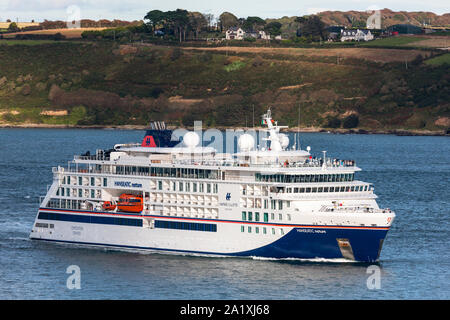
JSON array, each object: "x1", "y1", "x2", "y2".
[{"x1": 30, "y1": 110, "x2": 395, "y2": 262}]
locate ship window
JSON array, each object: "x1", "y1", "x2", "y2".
[
  {"x1": 264, "y1": 199, "x2": 268, "y2": 209},
  {"x1": 207, "y1": 184, "x2": 211, "y2": 193},
  {"x1": 241, "y1": 226, "x2": 245, "y2": 232},
  {"x1": 199, "y1": 183, "x2": 204, "y2": 193},
  {"x1": 264, "y1": 213, "x2": 269, "y2": 222},
  {"x1": 213, "y1": 184, "x2": 218, "y2": 193},
  {"x1": 242, "y1": 211, "x2": 246, "y2": 220},
  {"x1": 306, "y1": 187, "x2": 311, "y2": 193},
  {"x1": 340, "y1": 186, "x2": 345, "y2": 192},
  {"x1": 67, "y1": 176, "x2": 71, "y2": 184},
  {"x1": 294, "y1": 187, "x2": 299, "y2": 193},
  {"x1": 324, "y1": 187, "x2": 329, "y2": 192},
  {"x1": 312, "y1": 187, "x2": 317, "y2": 193},
  {"x1": 158, "y1": 181, "x2": 162, "y2": 190},
  {"x1": 272, "y1": 228, "x2": 275, "y2": 235},
  {"x1": 248, "y1": 226, "x2": 252, "y2": 233},
  {"x1": 255, "y1": 212, "x2": 260, "y2": 222},
  {"x1": 103, "y1": 178, "x2": 107, "y2": 187},
  {"x1": 278, "y1": 200, "x2": 283, "y2": 210},
  {"x1": 280, "y1": 229, "x2": 285, "y2": 235},
  {"x1": 318, "y1": 187, "x2": 323, "y2": 193},
  {"x1": 255, "y1": 227, "x2": 259, "y2": 234},
  {"x1": 91, "y1": 190, "x2": 95, "y2": 198},
  {"x1": 179, "y1": 182, "x2": 183, "y2": 192},
  {"x1": 186, "y1": 183, "x2": 191, "y2": 192},
  {"x1": 279, "y1": 214, "x2": 282, "y2": 221},
  {"x1": 364, "y1": 185, "x2": 368, "y2": 191},
  {"x1": 329, "y1": 187, "x2": 334, "y2": 192},
  {"x1": 78, "y1": 177, "x2": 82, "y2": 185},
  {"x1": 263, "y1": 227, "x2": 267, "y2": 234},
  {"x1": 300, "y1": 188, "x2": 305, "y2": 193},
  {"x1": 248, "y1": 212, "x2": 253, "y2": 221},
  {"x1": 193, "y1": 183, "x2": 197, "y2": 192},
  {"x1": 78, "y1": 189, "x2": 82, "y2": 197},
  {"x1": 271, "y1": 213, "x2": 275, "y2": 220},
  {"x1": 287, "y1": 214, "x2": 291, "y2": 221}
]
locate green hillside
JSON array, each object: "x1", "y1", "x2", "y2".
[{"x1": 0, "y1": 40, "x2": 449, "y2": 132}]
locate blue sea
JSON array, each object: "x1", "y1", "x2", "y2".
[{"x1": 0, "y1": 128, "x2": 448, "y2": 299}]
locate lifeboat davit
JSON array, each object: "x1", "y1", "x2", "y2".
[
  {"x1": 117, "y1": 194, "x2": 143, "y2": 213},
  {"x1": 102, "y1": 201, "x2": 117, "y2": 211}
]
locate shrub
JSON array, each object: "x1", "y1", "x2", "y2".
[
  {"x1": 326, "y1": 117, "x2": 341, "y2": 128},
  {"x1": 170, "y1": 47, "x2": 183, "y2": 61},
  {"x1": 342, "y1": 114, "x2": 359, "y2": 128}
]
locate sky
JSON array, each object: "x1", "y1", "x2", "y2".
[{"x1": 0, "y1": 0, "x2": 448, "y2": 22}]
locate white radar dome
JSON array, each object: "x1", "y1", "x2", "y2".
[
  {"x1": 183, "y1": 131, "x2": 200, "y2": 148},
  {"x1": 238, "y1": 134, "x2": 255, "y2": 152},
  {"x1": 278, "y1": 134, "x2": 290, "y2": 149}
]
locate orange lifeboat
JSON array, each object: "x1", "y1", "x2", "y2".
[
  {"x1": 117, "y1": 194, "x2": 143, "y2": 213},
  {"x1": 102, "y1": 201, "x2": 117, "y2": 211}
]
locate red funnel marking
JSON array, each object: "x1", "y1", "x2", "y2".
[{"x1": 142, "y1": 135, "x2": 157, "y2": 147}]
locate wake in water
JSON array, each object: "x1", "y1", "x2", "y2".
[{"x1": 251, "y1": 256, "x2": 357, "y2": 264}]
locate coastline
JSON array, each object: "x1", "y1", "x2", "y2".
[{"x1": 0, "y1": 123, "x2": 448, "y2": 136}]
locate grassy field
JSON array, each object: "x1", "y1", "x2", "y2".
[
  {"x1": 185, "y1": 45, "x2": 432, "y2": 63},
  {"x1": 0, "y1": 39, "x2": 67, "y2": 46},
  {"x1": 424, "y1": 53, "x2": 450, "y2": 66},
  {"x1": 361, "y1": 35, "x2": 450, "y2": 49},
  {"x1": 361, "y1": 36, "x2": 425, "y2": 47}
]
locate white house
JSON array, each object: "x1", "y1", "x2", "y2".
[
  {"x1": 226, "y1": 27, "x2": 245, "y2": 40},
  {"x1": 259, "y1": 30, "x2": 270, "y2": 40},
  {"x1": 340, "y1": 29, "x2": 374, "y2": 42},
  {"x1": 225, "y1": 28, "x2": 271, "y2": 40}
]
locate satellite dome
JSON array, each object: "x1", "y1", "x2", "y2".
[
  {"x1": 238, "y1": 134, "x2": 255, "y2": 152},
  {"x1": 183, "y1": 131, "x2": 200, "y2": 148},
  {"x1": 278, "y1": 134, "x2": 290, "y2": 149}
]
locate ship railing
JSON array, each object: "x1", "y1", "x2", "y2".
[
  {"x1": 319, "y1": 205, "x2": 392, "y2": 214},
  {"x1": 75, "y1": 155, "x2": 110, "y2": 161}
]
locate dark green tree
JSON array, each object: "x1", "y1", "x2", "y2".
[
  {"x1": 243, "y1": 16, "x2": 266, "y2": 31},
  {"x1": 295, "y1": 15, "x2": 328, "y2": 41},
  {"x1": 219, "y1": 12, "x2": 239, "y2": 31},
  {"x1": 264, "y1": 21, "x2": 282, "y2": 36},
  {"x1": 144, "y1": 10, "x2": 165, "y2": 32}
]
